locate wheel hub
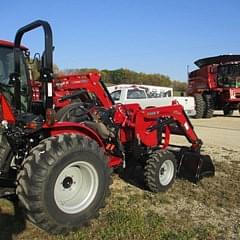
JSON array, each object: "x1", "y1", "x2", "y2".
[
  {"x1": 160, "y1": 167, "x2": 165, "y2": 175},
  {"x1": 54, "y1": 161, "x2": 99, "y2": 214},
  {"x1": 159, "y1": 160, "x2": 174, "y2": 186},
  {"x1": 62, "y1": 176, "x2": 73, "y2": 189}
]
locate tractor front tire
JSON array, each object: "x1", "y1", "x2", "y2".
[
  {"x1": 56, "y1": 102, "x2": 91, "y2": 122},
  {"x1": 144, "y1": 150, "x2": 176, "y2": 192},
  {"x1": 194, "y1": 94, "x2": 205, "y2": 118},
  {"x1": 16, "y1": 134, "x2": 111, "y2": 234},
  {"x1": 203, "y1": 94, "x2": 214, "y2": 118}
]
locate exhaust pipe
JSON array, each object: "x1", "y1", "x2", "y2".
[{"x1": 177, "y1": 149, "x2": 215, "y2": 183}]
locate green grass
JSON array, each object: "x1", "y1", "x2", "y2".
[
  {"x1": 0, "y1": 195, "x2": 218, "y2": 240},
  {"x1": 0, "y1": 146, "x2": 239, "y2": 240}
]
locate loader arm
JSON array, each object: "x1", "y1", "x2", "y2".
[
  {"x1": 54, "y1": 74, "x2": 114, "y2": 109},
  {"x1": 135, "y1": 104, "x2": 201, "y2": 150}
]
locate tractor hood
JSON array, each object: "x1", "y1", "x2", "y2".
[{"x1": 194, "y1": 55, "x2": 240, "y2": 68}]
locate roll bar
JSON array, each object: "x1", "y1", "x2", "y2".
[{"x1": 13, "y1": 20, "x2": 53, "y2": 110}]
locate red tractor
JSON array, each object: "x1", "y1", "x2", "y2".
[
  {"x1": 187, "y1": 55, "x2": 240, "y2": 118},
  {"x1": 0, "y1": 20, "x2": 214, "y2": 234}
]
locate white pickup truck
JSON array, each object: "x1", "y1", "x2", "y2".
[{"x1": 107, "y1": 84, "x2": 196, "y2": 117}]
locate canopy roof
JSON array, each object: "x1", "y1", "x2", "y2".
[{"x1": 194, "y1": 55, "x2": 240, "y2": 68}]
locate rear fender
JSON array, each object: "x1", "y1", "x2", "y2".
[
  {"x1": 44, "y1": 122, "x2": 104, "y2": 147},
  {"x1": 44, "y1": 122, "x2": 123, "y2": 168}
]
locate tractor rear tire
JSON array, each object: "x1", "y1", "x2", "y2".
[
  {"x1": 144, "y1": 150, "x2": 176, "y2": 192},
  {"x1": 16, "y1": 134, "x2": 111, "y2": 234},
  {"x1": 203, "y1": 94, "x2": 214, "y2": 118},
  {"x1": 0, "y1": 135, "x2": 12, "y2": 171},
  {"x1": 194, "y1": 94, "x2": 205, "y2": 119}
]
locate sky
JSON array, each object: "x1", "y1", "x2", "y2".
[{"x1": 1, "y1": 1, "x2": 240, "y2": 81}]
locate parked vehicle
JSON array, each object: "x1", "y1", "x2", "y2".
[
  {"x1": 187, "y1": 55, "x2": 240, "y2": 118},
  {"x1": 108, "y1": 84, "x2": 173, "y2": 98},
  {"x1": 108, "y1": 84, "x2": 196, "y2": 116}
]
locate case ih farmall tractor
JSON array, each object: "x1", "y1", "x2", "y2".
[
  {"x1": 187, "y1": 55, "x2": 240, "y2": 118},
  {"x1": 0, "y1": 20, "x2": 214, "y2": 234}
]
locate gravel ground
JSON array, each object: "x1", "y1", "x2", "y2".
[
  {"x1": 190, "y1": 111, "x2": 240, "y2": 148},
  {"x1": 172, "y1": 111, "x2": 240, "y2": 148}
]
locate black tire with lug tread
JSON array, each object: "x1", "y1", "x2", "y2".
[
  {"x1": 16, "y1": 134, "x2": 111, "y2": 234},
  {"x1": 223, "y1": 108, "x2": 234, "y2": 116},
  {"x1": 144, "y1": 150, "x2": 176, "y2": 193},
  {"x1": 203, "y1": 94, "x2": 214, "y2": 118},
  {"x1": 56, "y1": 102, "x2": 91, "y2": 122},
  {"x1": 0, "y1": 134, "x2": 12, "y2": 170},
  {"x1": 194, "y1": 94, "x2": 205, "y2": 119}
]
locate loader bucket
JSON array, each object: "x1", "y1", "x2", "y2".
[{"x1": 177, "y1": 150, "x2": 215, "y2": 183}]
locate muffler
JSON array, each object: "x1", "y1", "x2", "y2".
[{"x1": 177, "y1": 149, "x2": 215, "y2": 183}]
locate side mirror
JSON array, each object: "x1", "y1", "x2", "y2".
[
  {"x1": 9, "y1": 73, "x2": 17, "y2": 85},
  {"x1": 32, "y1": 53, "x2": 41, "y2": 72},
  {"x1": 27, "y1": 53, "x2": 41, "y2": 81},
  {"x1": 24, "y1": 50, "x2": 31, "y2": 62}
]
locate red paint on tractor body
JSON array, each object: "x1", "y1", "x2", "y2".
[{"x1": 0, "y1": 94, "x2": 16, "y2": 123}]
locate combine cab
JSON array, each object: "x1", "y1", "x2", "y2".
[{"x1": 187, "y1": 55, "x2": 240, "y2": 118}]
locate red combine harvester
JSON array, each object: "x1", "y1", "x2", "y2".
[
  {"x1": 0, "y1": 20, "x2": 214, "y2": 234},
  {"x1": 187, "y1": 55, "x2": 240, "y2": 118}
]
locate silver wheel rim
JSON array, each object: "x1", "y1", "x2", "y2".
[
  {"x1": 54, "y1": 161, "x2": 99, "y2": 214},
  {"x1": 159, "y1": 160, "x2": 174, "y2": 186}
]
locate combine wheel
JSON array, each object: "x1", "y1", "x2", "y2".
[
  {"x1": 223, "y1": 107, "x2": 234, "y2": 116},
  {"x1": 144, "y1": 150, "x2": 176, "y2": 192},
  {"x1": 16, "y1": 134, "x2": 111, "y2": 234},
  {"x1": 194, "y1": 94, "x2": 205, "y2": 118},
  {"x1": 203, "y1": 94, "x2": 214, "y2": 118}
]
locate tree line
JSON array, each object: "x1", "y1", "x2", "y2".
[
  {"x1": 63, "y1": 68, "x2": 187, "y2": 92},
  {"x1": 29, "y1": 61, "x2": 187, "y2": 92}
]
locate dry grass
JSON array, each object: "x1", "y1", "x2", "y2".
[{"x1": 0, "y1": 146, "x2": 239, "y2": 240}]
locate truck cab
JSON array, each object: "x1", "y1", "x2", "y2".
[{"x1": 108, "y1": 84, "x2": 196, "y2": 116}]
